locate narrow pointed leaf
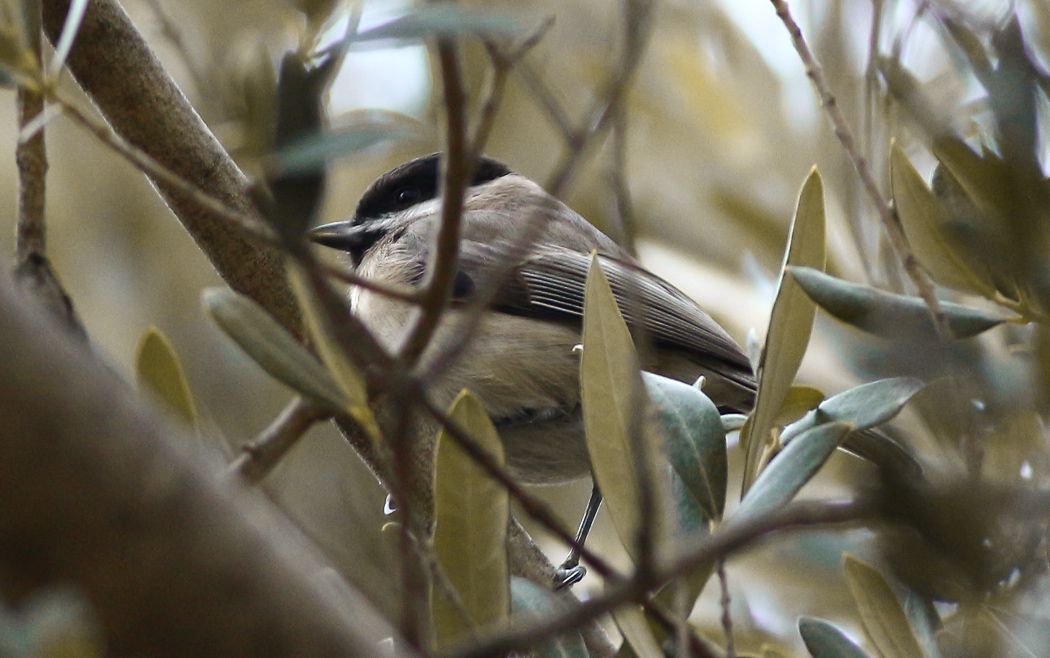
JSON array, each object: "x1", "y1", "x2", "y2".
[
  {"x1": 355, "y1": 7, "x2": 517, "y2": 42},
  {"x1": 890, "y1": 144, "x2": 997, "y2": 297},
  {"x1": 285, "y1": 260, "x2": 380, "y2": 440},
  {"x1": 789, "y1": 267, "x2": 1011, "y2": 339},
  {"x1": 799, "y1": 617, "x2": 873, "y2": 658},
  {"x1": 644, "y1": 372, "x2": 727, "y2": 521},
  {"x1": 581, "y1": 255, "x2": 664, "y2": 563},
  {"x1": 744, "y1": 168, "x2": 826, "y2": 491},
  {"x1": 432, "y1": 391, "x2": 510, "y2": 649},
  {"x1": 843, "y1": 555, "x2": 924, "y2": 658},
  {"x1": 734, "y1": 422, "x2": 853, "y2": 524},
  {"x1": 613, "y1": 605, "x2": 664, "y2": 658},
  {"x1": 510, "y1": 578, "x2": 588, "y2": 658},
  {"x1": 135, "y1": 326, "x2": 198, "y2": 427},
  {"x1": 781, "y1": 377, "x2": 924, "y2": 444},
  {"x1": 931, "y1": 137, "x2": 1014, "y2": 220},
  {"x1": 202, "y1": 288, "x2": 349, "y2": 414}
]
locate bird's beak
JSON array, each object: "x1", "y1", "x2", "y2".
[{"x1": 307, "y1": 220, "x2": 361, "y2": 250}]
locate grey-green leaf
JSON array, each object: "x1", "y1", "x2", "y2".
[
  {"x1": 733, "y1": 422, "x2": 853, "y2": 524},
  {"x1": 510, "y1": 578, "x2": 589, "y2": 658},
  {"x1": 643, "y1": 372, "x2": 727, "y2": 521},
  {"x1": 788, "y1": 267, "x2": 1011, "y2": 339},
  {"x1": 799, "y1": 617, "x2": 873, "y2": 658},
  {"x1": 354, "y1": 7, "x2": 517, "y2": 42},
  {"x1": 271, "y1": 117, "x2": 417, "y2": 175},
  {"x1": 202, "y1": 287, "x2": 349, "y2": 413},
  {"x1": 432, "y1": 391, "x2": 510, "y2": 649},
  {"x1": 781, "y1": 377, "x2": 924, "y2": 444}
]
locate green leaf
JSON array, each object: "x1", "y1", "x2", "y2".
[
  {"x1": 843, "y1": 555, "x2": 924, "y2": 658},
  {"x1": 202, "y1": 287, "x2": 349, "y2": 414},
  {"x1": 788, "y1": 267, "x2": 1011, "y2": 339},
  {"x1": 613, "y1": 605, "x2": 664, "y2": 658},
  {"x1": 889, "y1": 144, "x2": 997, "y2": 297},
  {"x1": 354, "y1": 6, "x2": 517, "y2": 42},
  {"x1": 270, "y1": 114, "x2": 418, "y2": 175},
  {"x1": 931, "y1": 137, "x2": 1014, "y2": 221},
  {"x1": 135, "y1": 326, "x2": 198, "y2": 428},
  {"x1": 432, "y1": 391, "x2": 510, "y2": 649},
  {"x1": 581, "y1": 255, "x2": 665, "y2": 563},
  {"x1": 799, "y1": 617, "x2": 873, "y2": 658},
  {"x1": 733, "y1": 422, "x2": 853, "y2": 524},
  {"x1": 780, "y1": 377, "x2": 925, "y2": 444},
  {"x1": 744, "y1": 168, "x2": 826, "y2": 492},
  {"x1": 643, "y1": 372, "x2": 727, "y2": 522},
  {"x1": 509, "y1": 578, "x2": 589, "y2": 658},
  {"x1": 285, "y1": 260, "x2": 380, "y2": 441}
]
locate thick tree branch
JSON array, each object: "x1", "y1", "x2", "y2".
[
  {"x1": 0, "y1": 267, "x2": 399, "y2": 658},
  {"x1": 41, "y1": 0, "x2": 301, "y2": 337}
]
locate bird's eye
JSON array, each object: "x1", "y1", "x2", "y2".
[{"x1": 396, "y1": 187, "x2": 420, "y2": 205}]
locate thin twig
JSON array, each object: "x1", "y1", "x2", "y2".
[
  {"x1": 768, "y1": 0, "x2": 950, "y2": 338},
  {"x1": 53, "y1": 95, "x2": 281, "y2": 249},
  {"x1": 141, "y1": 0, "x2": 210, "y2": 100},
  {"x1": 446, "y1": 499, "x2": 874, "y2": 658},
  {"x1": 608, "y1": 104, "x2": 638, "y2": 258},
  {"x1": 515, "y1": 61, "x2": 576, "y2": 142},
  {"x1": 17, "y1": 4, "x2": 47, "y2": 260},
  {"x1": 398, "y1": 38, "x2": 472, "y2": 364},
  {"x1": 472, "y1": 17, "x2": 555, "y2": 159},
  {"x1": 718, "y1": 560, "x2": 734, "y2": 658},
  {"x1": 227, "y1": 397, "x2": 329, "y2": 485},
  {"x1": 546, "y1": 0, "x2": 654, "y2": 197},
  {"x1": 322, "y1": 262, "x2": 424, "y2": 305}
]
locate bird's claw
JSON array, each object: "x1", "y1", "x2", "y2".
[{"x1": 554, "y1": 562, "x2": 586, "y2": 589}]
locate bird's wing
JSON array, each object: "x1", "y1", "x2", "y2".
[{"x1": 455, "y1": 241, "x2": 755, "y2": 389}]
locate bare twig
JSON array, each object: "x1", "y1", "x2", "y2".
[
  {"x1": 472, "y1": 17, "x2": 555, "y2": 158},
  {"x1": 768, "y1": 0, "x2": 950, "y2": 338},
  {"x1": 446, "y1": 499, "x2": 873, "y2": 658},
  {"x1": 322, "y1": 262, "x2": 424, "y2": 306},
  {"x1": 546, "y1": 0, "x2": 654, "y2": 197},
  {"x1": 227, "y1": 397, "x2": 330, "y2": 485},
  {"x1": 389, "y1": 395, "x2": 429, "y2": 649},
  {"x1": 607, "y1": 103, "x2": 637, "y2": 255},
  {"x1": 515, "y1": 61, "x2": 576, "y2": 142},
  {"x1": 718, "y1": 560, "x2": 735, "y2": 658},
  {"x1": 398, "y1": 38, "x2": 472, "y2": 364},
  {"x1": 16, "y1": 62, "x2": 47, "y2": 259},
  {"x1": 54, "y1": 96, "x2": 281, "y2": 248}
]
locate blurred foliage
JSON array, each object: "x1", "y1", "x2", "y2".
[{"x1": 11, "y1": 0, "x2": 1050, "y2": 656}]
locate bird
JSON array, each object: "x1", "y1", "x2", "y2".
[{"x1": 306, "y1": 153, "x2": 914, "y2": 585}]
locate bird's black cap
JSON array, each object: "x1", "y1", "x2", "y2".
[
  {"x1": 308, "y1": 153, "x2": 513, "y2": 263},
  {"x1": 354, "y1": 153, "x2": 512, "y2": 222}
]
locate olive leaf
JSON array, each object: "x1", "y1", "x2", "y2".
[
  {"x1": 509, "y1": 578, "x2": 588, "y2": 658},
  {"x1": 432, "y1": 390, "x2": 510, "y2": 650},
  {"x1": 843, "y1": 555, "x2": 924, "y2": 658},
  {"x1": 354, "y1": 6, "x2": 517, "y2": 42},
  {"x1": 643, "y1": 372, "x2": 726, "y2": 522},
  {"x1": 788, "y1": 267, "x2": 1011, "y2": 339},
  {"x1": 733, "y1": 421, "x2": 853, "y2": 524},
  {"x1": 285, "y1": 260, "x2": 380, "y2": 441},
  {"x1": 744, "y1": 168, "x2": 826, "y2": 492},
  {"x1": 890, "y1": 144, "x2": 997, "y2": 297},
  {"x1": 779, "y1": 377, "x2": 924, "y2": 445},
  {"x1": 612, "y1": 605, "x2": 664, "y2": 658},
  {"x1": 581, "y1": 254, "x2": 665, "y2": 564},
  {"x1": 202, "y1": 287, "x2": 349, "y2": 414},
  {"x1": 135, "y1": 326, "x2": 198, "y2": 428},
  {"x1": 799, "y1": 617, "x2": 873, "y2": 658}
]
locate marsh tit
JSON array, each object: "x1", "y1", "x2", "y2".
[{"x1": 307, "y1": 153, "x2": 762, "y2": 584}]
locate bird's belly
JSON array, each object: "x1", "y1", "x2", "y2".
[{"x1": 356, "y1": 294, "x2": 590, "y2": 483}]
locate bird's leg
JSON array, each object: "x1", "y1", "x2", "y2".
[{"x1": 554, "y1": 484, "x2": 602, "y2": 589}]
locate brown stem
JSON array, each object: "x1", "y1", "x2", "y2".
[
  {"x1": 399, "y1": 38, "x2": 472, "y2": 364},
  {"x1": 768, "y1": 0, "x2": 949, "y2": 339},
  {"x1": 228, "y1": 397, "x2": 330, "y2": 485},
  {"x1": 447, "y1": 499, "x2": 872, "y2": 658}
]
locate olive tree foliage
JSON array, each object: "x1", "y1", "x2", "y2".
[{"x1": 0, "y1": 0, "x2": 1049, "y2": 657}]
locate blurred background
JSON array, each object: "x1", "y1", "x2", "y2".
[{"x1": 1, "y1": 0, "x2": 1043, "y2": 653}]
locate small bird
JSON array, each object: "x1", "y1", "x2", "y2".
[{"x1": 308, "y1": 153, "x2": 757, "y2": 584}]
